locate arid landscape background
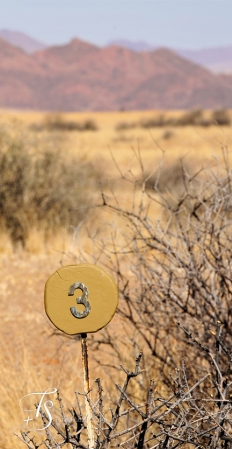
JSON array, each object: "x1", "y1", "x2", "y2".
[
  {"x1": 1, "y1": 107, "x2": 232, "y2": 447},
  {"x1": 2, "y1": 35, "x2": 232, "y2": 111},
  {"x1": 1, "y1": 0, "x2": 232, "y2": 444}
]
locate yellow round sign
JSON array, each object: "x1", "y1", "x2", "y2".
[{"x1": 44, "y1": 264, "x2": 118, "y2": 335}]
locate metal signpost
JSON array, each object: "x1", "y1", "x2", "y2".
[{"x1": 44, "y1": 263, "x2": 118, "y2": 449}]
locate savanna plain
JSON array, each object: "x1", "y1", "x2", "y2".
[{"x1": 1, "y1": 108, "x2": 232, "y2": 448}]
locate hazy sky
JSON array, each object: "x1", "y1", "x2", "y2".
[{"x1": 0, "y1": 0, "x2": 232, "y2": 49}]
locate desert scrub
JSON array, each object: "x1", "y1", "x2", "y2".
[
  {"x1": 31, "y1": 113, "x2": 98, "y2": 132},
  {"x1": 17, "y1": 337, "x2": 232, "y2": 449},
  {"x1": 0, "y1": 125, "x2": 99, "y2": 246},
  {"x1": 115, "y1": 121, "x2": 138, "y2": 131},
  {"x1": 212, "y1": 108, "x2": 231, "y2": 125},
  {"x1": 145, "y1": 158, "x2": 193, "y2": 193},
  {"x1": 71, "y1": 148, "x2": 232, "y2": 389},
  {"x1": 117, "y1": 109, "x2": 231, "y2": 129}
]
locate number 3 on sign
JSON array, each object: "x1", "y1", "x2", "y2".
[
  {"x1": 68, "y1": 282, "x2": 90, "y2": 319},
  {"x1": 44, "y1": 264, "x2": 118, "y2": 335}
]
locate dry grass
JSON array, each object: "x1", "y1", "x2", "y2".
[
  {"x1": 1, "y1": 109, "x2": 232, "y2": 447},
  {"x1": 0, "y1": 119, "x2": 101, "y2": 247},
  {"x1": 1, "y1": 109, "x2": 232, "y2": 169}
]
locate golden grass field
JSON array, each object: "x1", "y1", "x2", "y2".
[
  {"x1": 1, "y1": 108, "x2": 232, "y2": 448},
  {"x1": 1, "y1": 108, "x2": 232, "y2": 180}
]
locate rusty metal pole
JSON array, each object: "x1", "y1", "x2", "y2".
[{"x1": 81, "y1": 333, "x2": 95, "y2": 449}]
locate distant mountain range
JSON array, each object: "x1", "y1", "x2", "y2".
[
  {"x1": 177, "y1": 47, "x2": 232, "y2": 74},
  {"x1": 0, "y1": 29, "x2": 46, "y2": 54},
  {"x1": 109, "y1": 40, "x2": 232, "y2": 74},
  {"x1": 108, "y1": 40, "x2": 156, "y2": 53},
  {"x1": 1, "y1": 31, "x2": 232, "y2": 111},
  {"x1": 1, "y1": 30, "x2": 232, "y2": 73}
]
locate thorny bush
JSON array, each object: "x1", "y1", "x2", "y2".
[
  {"x1": 16, "y1": 327, "x2": 232, "y2": 448},
  {"x1": 16, "y1": 147, "x2": 232, "y2": 448},
  {"x1": 77, "y1": 148, "x2": 232, "y2": 387}
]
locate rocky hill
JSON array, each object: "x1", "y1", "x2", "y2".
[{"x1": 1, "y1": 37, "x2": 232, "y2": 111}]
